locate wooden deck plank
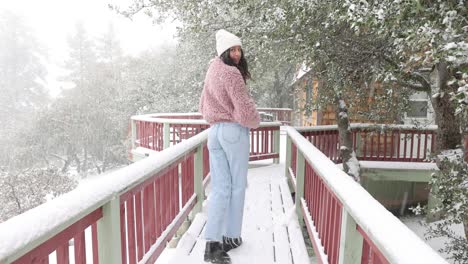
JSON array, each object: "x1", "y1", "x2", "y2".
[
  {"x1": 278, "y1": 171, "x2": 312, "y2": 264},
  {"x1": 231, "y1": 166, "x2": 275, "y2": 263},
  {"x1": 170, "y1": 163, "x2": 310, "y2": 264},
  {"x1": 271, "y1": 178, "x2": 293, "y2": 264}
]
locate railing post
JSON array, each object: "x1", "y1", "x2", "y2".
[
  {"x1": 97, "y1": 198, "x2": 123, "y2": 264},
  {"x1": 131, "y1": 119, "x2": 137, "y2": 150},
  {"x1": 273, "y1": 128, "x2": 280, "y2": 164},
  {"x1": 163, "y1": 122, "x2": 170, "y2": 149},
  {"x1": 193, "y1": 145, "x2": 204, "y2": 214},
  {"x1": 338, "y1": 208, "x2": 363, "y2": 264},
  {"x1": 295, "y1": 150, "x2": 305, "y2": 225},
  {"x1": 285, "y1": 136, "x2": 293, "y2": 191},
  {"x1": 355, "y1": 130, "x2": 362, "y2": 157}
]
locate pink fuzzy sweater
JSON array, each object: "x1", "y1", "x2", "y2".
[{"x1": 199, "y1": 57, "x2": 260, "y2": 129}]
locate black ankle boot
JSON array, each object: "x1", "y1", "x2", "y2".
[
  {"x1": 222, "y1": 236, "x2": 243, "y2": 252},
  {"x1": 204, "y1": 241, "x2": 231, "y2": 264}
]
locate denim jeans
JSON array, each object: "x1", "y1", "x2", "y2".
[{"x1": 204, "y1": 122, "x2": 250, "y2": 242}]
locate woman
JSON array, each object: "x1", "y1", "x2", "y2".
[{"x1": 199, "y1": 29, "x2": 260, "y2": 264}]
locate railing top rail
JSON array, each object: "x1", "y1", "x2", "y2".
[
  {"x1": 131, "y1": 113, "x2": 206, "y2": 124},
  {"x1": 285, "y1": 126, "x2": 447, "y2": 264},
  {"x1": 257, "y1": 107, "x2": 293, "y2": 111},
  {"x1": 131, "y1": 113, "x2": 282, "y2": 127},
  {"x1": 258, "y1": 121, "x2": 282, "y2": 127},
  {"x1": 295, "y1": 123, "x2": 438, "y2": 132},
  {"x1": 0, "y1": 130, "x2": 210, "y2": 263}
]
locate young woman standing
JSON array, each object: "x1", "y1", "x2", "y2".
[{"x1": 199, "y1": 29, "x2": 260, "y2": 264}]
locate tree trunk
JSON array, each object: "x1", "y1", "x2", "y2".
[
  {"x1": 94, "y1": 160, "x2": 102, "y2": 174},
  {"x1": 464, "y1": 134, "x2": 468, "y2": 162},
  {"x1": 464, "y1": 134, "x2": 468, "y2": 240},
  {"x1": 431, "y1": 62, "x2": 461, "y2": 152},
  {"x1": 102, "y1": 151, "x2": 108, "y2": 173},
  {"x1": 335, "y1": 96, "x2": 360, "y2": 182},
  {"x1": 83, "y1": 148, "x2": 88, "y2": 177},
  {"x1": 61, "y1": 157, "x2": 71, "y2": 173},
  {"x1": 73, "y1": 154, "x2": 81, "y2": 173},
  {"x1": 273, "y1": 66, "x2": 294, "y2": 109},
  {"x1": 464, "y1": 219, "x2": 468, "y2": 240},
  {"x1": 7, "y1": 180, "x2": 22, "y2": 213},
  {"x1": 62, "y1": 146, "x2": 74, "y2": 172}
]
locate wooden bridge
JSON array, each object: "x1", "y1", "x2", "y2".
[{"x1": 0, "y1": 109, "x2": 448, "y2": 264}]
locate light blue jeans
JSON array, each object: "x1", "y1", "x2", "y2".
[{"x1": 204, "y1": 122, "x2": 250, "y2": 242}]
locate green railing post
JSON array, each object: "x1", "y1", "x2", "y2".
[
  {"x1": 163, "y1": 122, "x2": 170, "y2": 149},
  {"x1": 285, "y1": 136, "x2": 293, "y2": 191},
  {"x1": 193, "y1": 145, "x2": 204, "y2": 214},
  {"x1": 295, "y1": 150, "x2": 305, "y2": 225},
  {"x1": 338, "y1": 208, "x2": 363, "y2": 264},
  {"x1": 97, "y1": 198, "x2": 123, "y2": 264},
  {"x1": 273, "y1": 128, "x2": 280, "y2": 164}
]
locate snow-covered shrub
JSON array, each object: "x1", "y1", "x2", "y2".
[
  {"x1": 428, "y1": 149, "x2": 468, "y2": 263},
  {"x1": 0, "y1": 166, "x2": 77, "y2": 223}
]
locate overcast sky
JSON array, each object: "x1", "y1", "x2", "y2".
[{"x1": 1, "y1": 0, "x2": 178, "y2": 96}]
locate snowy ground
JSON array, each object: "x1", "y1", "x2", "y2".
[{"x1": 400, "y1": 216, "x2": 465, "y2": 263}]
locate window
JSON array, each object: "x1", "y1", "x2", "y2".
[{"x1": 407, "y1": 100, "x2": 428, "y2": 118}]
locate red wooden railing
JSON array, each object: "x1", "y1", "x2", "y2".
[
  {"x1": 290, "y1": 143, "x2": 297, "y2": 183},
  {"x1": 303, "y1": 162, "x2": 342, "y2": 264},
  {"x1": 301, "y1": 129, "x2": 340, "y2": 163},
  {"x1": 132, "y1": 113, "x2": 280, "y2": 162},
  {"x1": 170, "y1": 124, "x2": 208, "y2": 147},
  {"x1": 358, "y1": 226, "x2": 390, "y2": 264},
  {"x1": 249, "y1": 125, "x2": 280, "y2": 161},
  {"x1": 12, "y1": 209, "x2": 101, "y2": 264},
  {"x1": 302, "y1": 166, "x2": 396, "y2": 264},
  {"x1": 299, "y1": 124, "x2": 437, "y2": 163},
  {"x1": 203, "y1": 145, "x2": 209, "y2": 180},
  {"x1": 136, "y1": 121, "x2": 165, "y2": 151},
  {"x1": 134, "y1": 120, "x2": 208, "y2": 152},
  {"x1": 257, "y1": 108, "x2": 292, "y2": 125},
  {"x1": 119, "y1": 148, "x2": 208, "y2": 263},
  {"x1": 1, "y1": 131, "x2": 211, "y2": 264},
  {"x1": 286, "y1": 126, "x2": 446, "y2": 264}
]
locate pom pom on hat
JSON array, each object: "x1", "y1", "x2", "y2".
[{"x1": 216, "y1": 29, "x2": 242, "y2": 56}]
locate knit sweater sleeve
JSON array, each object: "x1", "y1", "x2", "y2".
[{"x1": 227, "y1": 71, "x2": 260, "y2": 129}]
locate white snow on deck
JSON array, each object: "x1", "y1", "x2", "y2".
[{"x1": 164, "y1": 162, "x2": 310, "y2": 264}]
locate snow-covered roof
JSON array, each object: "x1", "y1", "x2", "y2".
[{"x1": 291, "y1": 63, "x2": 312, "y2": 85}]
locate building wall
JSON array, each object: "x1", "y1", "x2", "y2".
[{"x1": 292, "y1": 72, "x2": 434, "y2": 127}]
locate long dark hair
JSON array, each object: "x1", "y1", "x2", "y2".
[{"x1": 220, "y1": 48, "x2": 251, "y2": 83}]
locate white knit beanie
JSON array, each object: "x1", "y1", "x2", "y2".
[{"x1": 216, "y1": 29, "x2": 242, "y2": 56}]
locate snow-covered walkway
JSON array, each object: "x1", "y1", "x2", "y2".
[{"x1": 165, "y1": 162, "x2": 310, "y2": 264}]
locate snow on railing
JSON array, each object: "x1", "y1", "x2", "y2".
[
  {"x1": 130, "y1": 113, "x2": 282, "y2": 163},
  {"x1": 0, "y1": 130, "x2": 210, "y2": 264},
  {"x1": 284, "y1": 126, "x2": 447, "y2": 264},
  {"x1": 296, "y1": 123, "x2": 438, "y2": 163}
]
